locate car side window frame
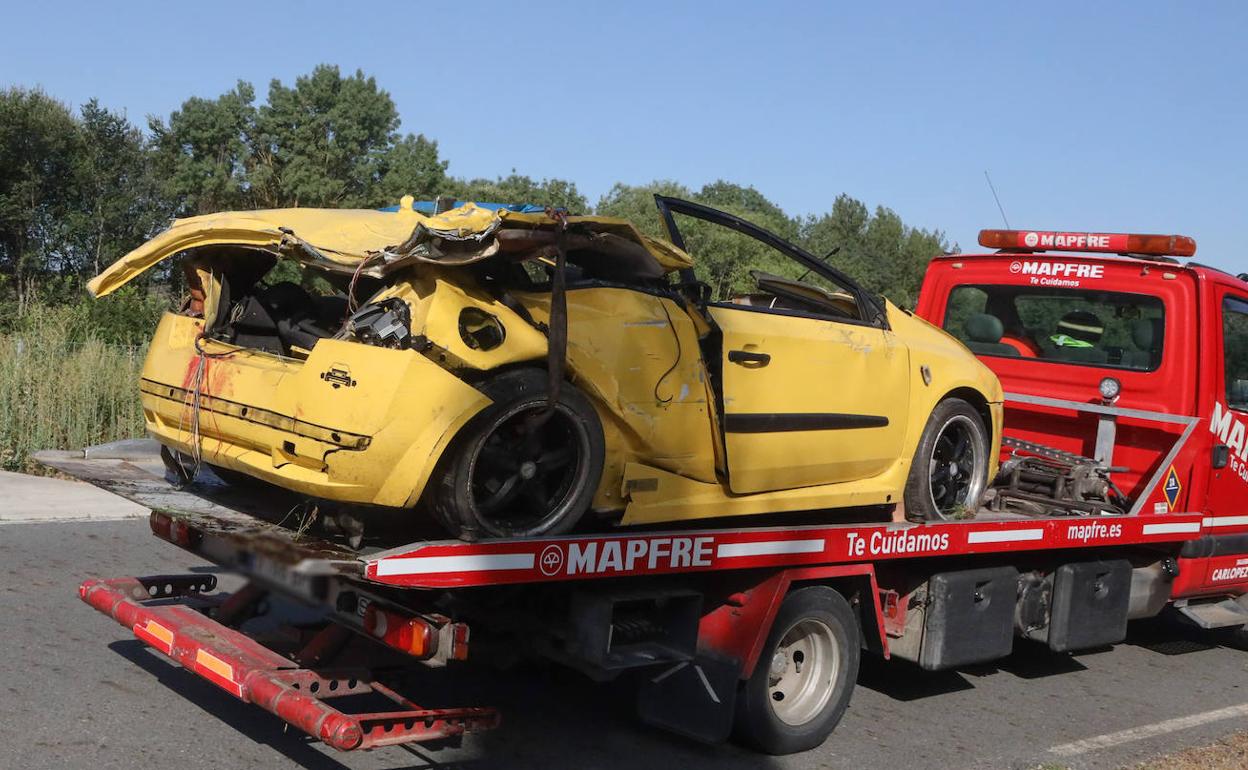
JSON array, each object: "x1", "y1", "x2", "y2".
[
  {"x1": 1222, "y1": 294, "x2": 1248, "y2": 413},
  {"x1": 653, "y1": 195, "x2": 889, "y2": 330}
]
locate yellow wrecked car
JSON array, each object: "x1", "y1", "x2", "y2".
[{"x1": 90, "y1": 195, "x2": 1003, "y2": 539}]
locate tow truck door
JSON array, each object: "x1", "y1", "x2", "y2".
[{"x1": 1200, "y1": 286, "x2": 1248, "y2": 592}]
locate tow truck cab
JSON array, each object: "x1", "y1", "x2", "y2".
[{"x1": 915, "y1": 229, "x2": 1248, "y2": 602}]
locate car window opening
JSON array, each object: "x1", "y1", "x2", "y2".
[
  {"x1": 178, "y1": 247, "x2": 356, "y2": 360},
  {"x1": 665, "y1": 212, "x2": 867, "y2": 323}
]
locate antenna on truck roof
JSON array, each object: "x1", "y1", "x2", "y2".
[{"x1": 984, "y1": 170, "x2": 1010, "y2": 230}]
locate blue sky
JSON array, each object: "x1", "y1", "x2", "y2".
[{"x1": 4, "y1": 1, "x2": 1245, "y2": 273}]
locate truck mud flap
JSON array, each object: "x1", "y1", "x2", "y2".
[
  {"x1": 636, "y1": 655, "x2": 740, "y2": 743},
  {"x1": 79, "y1": 575, "x2": 498, "y2": 751}
]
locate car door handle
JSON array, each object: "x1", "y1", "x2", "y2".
[{"x1": 728, "y1": 350, "x2": 771, "y2": 366}]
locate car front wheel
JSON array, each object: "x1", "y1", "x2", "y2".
[{"x1": 904, "y1": 397, "x2": 990, "y2": 522}]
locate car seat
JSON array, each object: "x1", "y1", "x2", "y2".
[
  {"x1": 963, "y1": 313, "x2": 1020, "y2": 357},
  {"x1": 1122, "y1": 318, "x2": 1163, "y2": 369}
]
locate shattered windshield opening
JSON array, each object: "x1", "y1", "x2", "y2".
[{"x1": 943, "y1": 284, "x2": 1166, "y2": 371}]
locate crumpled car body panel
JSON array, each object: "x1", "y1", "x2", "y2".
[{"x1": 89, "y1": 202, "x2": 692, "y2": 297}]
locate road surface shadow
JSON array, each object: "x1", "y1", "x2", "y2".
[
  {"x1": 1122, "y1": 615, "x2": 1223, "y2": 656},
  {"x1": 857, "y1": 615, "x2": 1239, "y2": 708},
  {"x1": 107, "y1": 640, "x2": 785, "y2": 770},
  {"x1": 856, "y1": 636, "x2": 1093, "y2": 702},
  {"x1": 109, "y1": 640, "x2": 363, "y2": 769}
]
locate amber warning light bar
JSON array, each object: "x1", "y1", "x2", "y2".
[{"x1": 978, "y1": 229, "x2": 1196, "y2": 257}]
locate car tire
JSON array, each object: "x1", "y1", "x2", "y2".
[
  {"x1": 904, "y1": 397, "x2": 990, "y2": 522},
  {"x1": 428, "y1": 368, "x2": 605, "y2": 540},
  {"x1": 733, "y1": 586, "x2": 860, "y2": 755}
]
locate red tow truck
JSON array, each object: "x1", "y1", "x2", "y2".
[{"x1": 61, "y1": 227, "x2": 1248, "y2": 756}]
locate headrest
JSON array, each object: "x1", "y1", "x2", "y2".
[
  {"x1": 1056, "y1": 310, "x2": 1104, "y2": 343},
  {"x1": 965, "y1": 313, "x2": 1004, "y2": 343},
  {"x1": 1132, "y1": 318, "x2": 1163, "y2": 351}
]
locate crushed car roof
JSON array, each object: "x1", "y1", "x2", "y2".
[{"x1": 88, "y1": 199, "x2": 694, "y2": 298}]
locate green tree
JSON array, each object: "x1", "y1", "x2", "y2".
[
  {"x1": 452, "y1": 173, "x2": 588, "y2": 213},
  {"x1": 801, "y1": 195, "x2": 950, "y2": 307},
  {"x1": 149, "y1": 82, "x2": 256, "y2": 215},
  {"x1": 597, "y1": 180, "x2": 801, "y2": 299},
  {"x1": 595, "y1": 179, "x2": 694, "y2": 238},
  {"x1": 253, "y1": 65, "x2": 407, "y2": 208},
  {"x1": 376, "y1": 133, "x2": 448, "y2": 204},
  {"x1": 0, "y1": 88, "x2": 81, "y2": 310},
  {"x1": 58, "y1": 100, "x2": 168, "y2": 277}
]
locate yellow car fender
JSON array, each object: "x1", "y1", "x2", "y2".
[{"x1": 887, "y1": 306, "x2": 1005, "y2": 473}]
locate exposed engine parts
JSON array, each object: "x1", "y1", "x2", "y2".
[
  {"x1": 989, "y1": 436, "x2": 1126, "y2": 517},
  {"x1": 341, "y1": 298, "x2": 413, "y2": 349}
]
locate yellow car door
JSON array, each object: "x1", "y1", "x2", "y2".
[
  {"x1": 710, "y1": 305, "x2": 909, "y2": 493},
  {"x1": 652, "y1": 195, "x2": 910, "y2": 495}
]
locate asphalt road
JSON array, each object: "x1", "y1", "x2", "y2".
[{"x1": 2, "y1": 507, "x2": 1247, "y2": 769}]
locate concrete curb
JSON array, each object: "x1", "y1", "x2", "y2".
[{"x1": 0, "y1": 469, "x2": 149, "y2": 522}]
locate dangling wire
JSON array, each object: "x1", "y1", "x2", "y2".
[
  {"x1": 652, "y1": 297, "x2": 683, "y2": 406},
  {"x1": 174, "y1": 331, "x2": 238, "y2": 484},
  {"x1": 346, "y1": 255, "x2": 376, "y2": 314}
]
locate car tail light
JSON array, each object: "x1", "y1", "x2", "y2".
[
  {"x1": 978, "y1": 229, "x2": 1196, "y2": 257},
  {"x1": 362, "y1": 604, "x2": 435, "y2": 658}
]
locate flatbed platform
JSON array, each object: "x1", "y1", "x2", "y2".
[{"x1": 38, "y1": 442, "x2": 1206, "y2": 592}]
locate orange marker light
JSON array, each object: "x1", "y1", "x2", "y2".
[
  {"x1": 363, "y1": 604, "x2": 434, "y2": 658},
  {"x1": 978, "y1": 229, "x2": 1196, "y2": 257}
]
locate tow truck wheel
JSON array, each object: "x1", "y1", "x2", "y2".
[
  {"x1": 904, "y1": 397, "x2": 990, "y2": 522},
  {"x1": 734, "y1": 586, "x2": 860, "y2": 755},
  {"x1": 429, "y1": 368, "x2": 605, "y2": 540}
]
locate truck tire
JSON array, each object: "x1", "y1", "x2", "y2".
[
  {"x1": 428, "y1": 368, "x2": 605, "y2": 540},
  {"x1": 1229, "y1": 624, "x2": 1248, "y2": 651},
  {"x1": 734, "y1": 586, "x2": 860, "y2": 755},
  {"x1": 904, "y1": 397, "x2": 990, "y2": 522}
]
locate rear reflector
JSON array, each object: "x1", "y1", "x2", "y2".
[{"x1": 363, "y1": 604, "x2": 435, "y2": 658}]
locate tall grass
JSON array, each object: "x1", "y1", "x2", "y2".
[{"x1": 0, "y1": 308, "x2": 147, "y2": 473}]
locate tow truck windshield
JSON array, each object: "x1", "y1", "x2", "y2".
[{"x1": 943, "y1": 285, "x2": 1166, "y2": 370}]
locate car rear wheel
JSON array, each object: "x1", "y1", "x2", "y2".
[
  {"x1": 734, "y1": 586, "x2": 860, "y2": 754},
  {"x1": 904, "y1": 398, "x2": 990, "y2": 522},
  {"x1": 428, "y1": 369, "x2": 605, "y2": 540}
]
